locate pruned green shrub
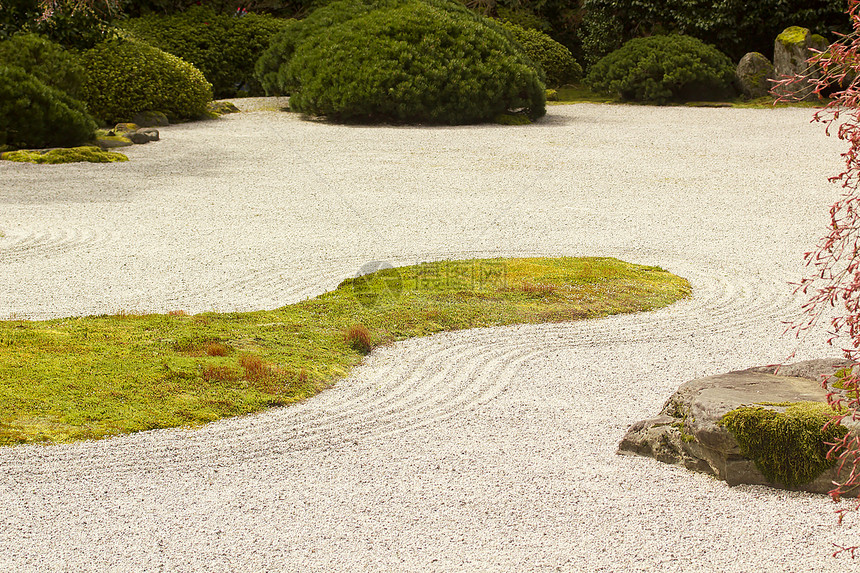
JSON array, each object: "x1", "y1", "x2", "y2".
[
  {"x1": 80, "y1": 38, "x2": 213, "y2": 124},
  {"x1": 120, "y1": 7, "x2": 292, "y2": 98},
  {"x1": 0, "y1": 33, "x2": 86, "y2": 97},
  {"x1": 0, "y1": 65, "x2": 97, "y2": 150},
  {"x1": 498, "y1": 20, "x2": 581, "y2": 87},
  {"x1": 579, "y1": 0, "x2": 850, "y2": 66},
  {"x1": 586, "y1": 35, "x2": 736, "y2": 104},
  {"x1": 255, "y1": 0, "x2": 546, "y2": 124}
]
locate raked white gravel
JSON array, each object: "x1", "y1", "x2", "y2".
[{"x1": 1, "y1": 101, "x2": 859, "y2": 572}]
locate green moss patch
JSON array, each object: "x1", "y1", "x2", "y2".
[
  {"x1": 777, "y1": 26, "x2": 810, "y2": 46},
  {"x1": 1, "y1": 146, "x2": 128, "y2": 164},
  {"x1": 719, "y1": 401, "x2": 847, "y2": 487},
  {"x1": 0, "y1": 257, "x2": 689, "y2": 446}
]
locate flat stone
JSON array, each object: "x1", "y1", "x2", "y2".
[
  {"x1": 207, "y1": 101, "x2": 241, "y2": 116},
  {"x1": 128, "y1": 128, "x2": 159, "y2": 144},
  {"x1": 619, "y1": 358, "x2": 857, "y2": 494}
]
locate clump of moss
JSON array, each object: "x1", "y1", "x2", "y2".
[
  {"x1": 719, "y1": 401, "x2": 847, "y2": 487},
  {"x1": 1, "y1": 146, "x2": 128, "y2": 164}
]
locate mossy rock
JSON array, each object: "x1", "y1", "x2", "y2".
[
  {"x1": 1, "y1": 146, "x2": 128, "y2": 164},
  {"x1": 619, "y1": 359, "x2": 858, "y2": 494},
  {"x1": 772, "y1": 26, "x2": 829, "y2": 101}
]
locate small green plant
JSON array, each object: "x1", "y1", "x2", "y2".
[
  {"x1": 255, "y1": 0, "x2": 546, "y2": 124},
  {"x1": 345, "y1": 324, "x2": 373, "y2": 354},
  {"x1": 719, "y1": 402, "x2": 848, "y2": 487},
  {"x1": 586, "y1": 34, "x2": 736, "y2": 105},
  {"x1": 498, "y1": 19, "x2": 581, "y2": 87},
  {"x1": 0, "y1": 65, "x2": 97, "y2": 150},
  {"x1": 120, "y1": 7, "x2": 292, "y2": 98},
  {"x1": 1, "y1": 146, "x2": 128, "y2": 164},
  {"x1": 80, "y1": 38, "x2": 212, "y2": 124}
]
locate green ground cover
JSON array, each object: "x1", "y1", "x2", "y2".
[{"x1": 0, "y1": 257, "x2": 690, "y2": 446}]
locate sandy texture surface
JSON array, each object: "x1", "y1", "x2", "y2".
[{"x1": 1, "y1": 103, "x2": 858, "y2": 571}]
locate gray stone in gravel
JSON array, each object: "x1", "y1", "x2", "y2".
[
  {"x1": 618, "y1": 358, "x2": 855, "y2": 494},
  {"x1": 736, "y1": 52, "x2": 774, "y2": 99},
  {"x1": 128, "y1": 128, "x2": 159, "y2": 144},
  {"x1": 772, "y1": 26, "x2": 829, "y2": 101}
]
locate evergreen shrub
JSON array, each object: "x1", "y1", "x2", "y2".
[
  {"x1": 80, "y1": 38, "x2": 212, "y2": 123},
  {"x1": 579, "y1": 0, "x2": 849, "y2": 66},
  {"x1": 0, "y1": 33, "x2": 86, "y2": 97},
  {"x1": 121, "y1": 7, "x2": 292, "y2": 98},
  {"x1": 586, "y1": 35, "x2": 736, "y2": 104},
  {"x1": 255, "y1": 0, "x2": 546, "y2": 124},
  {"x1": 499, "y1": 19, "x2": 581, "y2": 87},
  {"x1": 0, "y1": 65, "x2": 97, "y2": 150}
]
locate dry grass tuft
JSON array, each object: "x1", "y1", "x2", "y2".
[
  {"x1": 345, "y1": 324, "x2": 373, "y2": 354},
  {"x1": 202, "y1": 365, "x2": 240, "y2": 382},
  {"x1": 520, "y1": 282, "x2": 556, "y2": 296},
  {"x1": 239, "y1": 353, "x2": 267, "y2": 381},
  {"x1": 168, "y1": 310, "x2": 188, "y2": 317},
  {"x1": 204, "y1": 341, "x2": 230, "y2": 357}
]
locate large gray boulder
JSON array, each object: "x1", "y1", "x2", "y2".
[
  {"x1": 619, "y1": 358, "x2": 858, "y2": 495},
  {"x1": 772, "y1": 26, "x2": 829, "y2": 101},
  {"x1": 736, "y1": 52, "x2": 774, "y2": 99}
]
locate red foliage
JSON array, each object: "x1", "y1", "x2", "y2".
[{"x1": 778, "y1": 0, "x2": 860, "y2": 550}]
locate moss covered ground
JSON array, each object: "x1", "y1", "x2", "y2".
[{"x1": 0, "y1": 257, "x2": 690, "y2": 446}]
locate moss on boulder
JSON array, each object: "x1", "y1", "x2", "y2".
[{"x1": 719, "y1": 402, "x2": 847, "y2": 487}]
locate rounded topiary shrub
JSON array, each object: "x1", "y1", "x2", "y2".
[
  {"x1": 255, "y1": 0, "x2": 546, "y2": 124},
  {"x1": 0, "y1": 65, "x2": 97, "y2": 150},
  {"x1": 120, "y1": 7, "x2": 292, "y2": 98},
  {"x1": 498, "y1": 20, "x2": 581, "y2": 88},
  {"x1": 586, "y1": 34, "x2": 736, "y2": 104},
  {"x1": 0, "y1": 33, "x2": 86, "y2": 97},
  {"x1": 80, "y1": 38, "x2": 212, "y2": 124}
]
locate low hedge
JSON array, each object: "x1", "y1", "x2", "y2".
[
  {"x1": 80, "y1": 38, "x2": 212, "y2": 124},
  {"x1": 120, "y1": 7, "x2": 292, "y2": 98}
]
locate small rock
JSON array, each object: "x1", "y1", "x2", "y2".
[
  {"x1": 736, "y1": 52, "x2": 775, "y2": 99},
  {"x1": 113, "y1": 123, "x2": 139, "y2": 135},
  {"x1": 131, "y1": 111, "x2": 169, "y2": 127},
  {"x1": 128, "y1": 128, "x2": 159, "y2": 144},
  {"x1": 207, "y1": 101, "x2": 241, "y2": 116}
]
